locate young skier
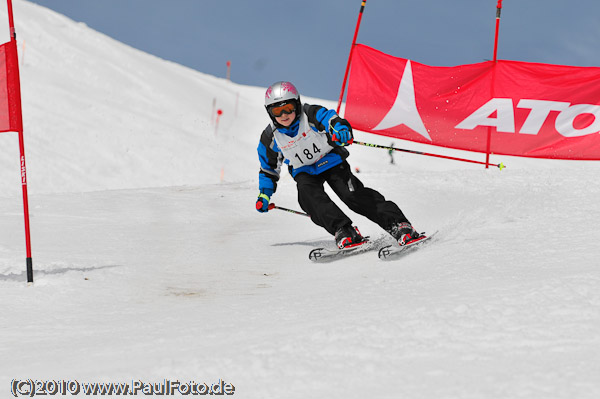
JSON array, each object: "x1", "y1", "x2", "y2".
[{"x1": 255, "y1": 81, "x2": 424, "y2": 249}]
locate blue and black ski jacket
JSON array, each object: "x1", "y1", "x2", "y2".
[{"x1": 257, "y1": 103, "x2": 351, "y2": 194}]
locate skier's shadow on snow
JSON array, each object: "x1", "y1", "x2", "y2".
[
  {"x1": 0, "y1": 264, "x2": 121, "y2": 282},
  {"x1": 272, "y1": 235, "x2": 393, "y2": 249},
  {"x1": 272, "y1": 239, "x2": 331, "y2": 248}
]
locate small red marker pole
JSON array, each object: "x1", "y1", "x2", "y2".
[{"x1": 215, "y1": 109, "x2": 223, "y2": 135}]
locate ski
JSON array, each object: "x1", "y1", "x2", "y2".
[
  {"x1": 309, "y1": 236, "x2": 378, "y2": 262},
  {"x1": 378, "y1": 232, "x2": 437, "y2": 261}
]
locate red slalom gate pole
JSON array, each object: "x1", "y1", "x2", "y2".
[
  {"x1": 485, "y1": 0, "x2": 503, "y2": 169},
  {"x1": 7, "y1": 0, "x2": 33, "y2": 283},
  {"x1": 336, "y1": 0, "x2": 366, "y2": 114},
  {"x1": 18, "y1": 131, "x2": 33, "y2": 284},
  {"x1": 492, "y1": 0, "x2": 503, "y2": 63}
]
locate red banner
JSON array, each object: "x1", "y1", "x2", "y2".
[
  {"x1": 345, "y1": 44, "x2": 600, "y2": 160},
  {"x1": 0, "y1": 39, "x2": 23, "y2": 133}
]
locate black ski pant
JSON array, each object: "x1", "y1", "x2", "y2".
[{"x1": 294, "y1": 161, "x2": 409, "y2": 236}]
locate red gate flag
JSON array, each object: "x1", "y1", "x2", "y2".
[
  {"x1": 345, "y1": 44, "x2": 600, "y2": 160},
  {"x1": 0, "y1": 39, "x2": 23, "y2": 132}
]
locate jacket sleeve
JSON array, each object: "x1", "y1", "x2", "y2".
[
  {"x1": 303, "y1": 104, "x2": 352, "y2": 145},
  {"x1": 257, "y1": 124, "x2": 283, "y2": 193}
]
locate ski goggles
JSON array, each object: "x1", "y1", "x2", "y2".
[{"x1": 268, "y1": 102, "x2": 296, "y2": 117}]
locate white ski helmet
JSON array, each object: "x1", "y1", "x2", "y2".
[
  {"x1": 264, "y1": 81, "x2": 300, "y2": 107},
  {"x1": 264, "y1": 81, "x2": 302, "y2": 126}
]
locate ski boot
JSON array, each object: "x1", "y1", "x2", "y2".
[
  {"x1": 387, "y1": 222, "x2": 425, "y2": 246},
  {"x1": 334, "y1": 224, "x2": 366, "y2": 249}
]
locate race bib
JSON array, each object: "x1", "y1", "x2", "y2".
[{"x1": 273, "y1": 113, "x2": 333, "y2": 169}]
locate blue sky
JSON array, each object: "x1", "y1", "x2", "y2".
[{"x1": 25, "y1": 0, "x2": 600, "y2": 101}]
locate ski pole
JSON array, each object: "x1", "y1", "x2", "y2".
[
  {"x1": 268, "y1": 203, "x2": 310, "y2": 217},
  {"x1": 354, "y1": 141, "x2": 506, "y2": 170}
]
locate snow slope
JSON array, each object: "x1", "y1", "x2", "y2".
[{"x1": 1, "y1": 1, "x2": 600, "y2": 398}]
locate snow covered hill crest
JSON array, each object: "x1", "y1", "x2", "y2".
[{"x1": 0, "y1": 0, "x2": 271, "y2": 196}]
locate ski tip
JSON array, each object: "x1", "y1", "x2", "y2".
[
  {"x1": 378, "y1": 245, "x2": 394, "y2": 259},
  {"x1": 309, "y1": 248, "x2": 325, "y2": 262}
]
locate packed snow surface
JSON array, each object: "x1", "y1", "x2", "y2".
[{"x1": 1, "y1": 1, "x2": 599, "y2": 398}]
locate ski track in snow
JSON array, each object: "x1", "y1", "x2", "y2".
[{"x1": 1, "y1": 1, "x2": 600, "y2": 398}]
